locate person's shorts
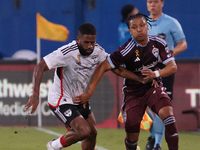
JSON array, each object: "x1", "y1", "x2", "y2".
[
  {"x1": 122, "y1": 86, "x2": 172, "y2": 133},
  {"x1": 49, "y1": 102, "x2": 91, "y2": 128}
]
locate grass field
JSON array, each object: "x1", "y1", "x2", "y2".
[{"x1": 0, "y1": 126, "x2": 199, "y2": 150}]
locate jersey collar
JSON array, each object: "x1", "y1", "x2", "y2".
[{"x1": 131, "y1": 36, "x2": 150, "y2": 47}]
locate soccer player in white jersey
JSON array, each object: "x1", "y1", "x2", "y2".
[
  {"x1": 24, "y1": 22, "x2": 147, "y2": 150},
  {"x1": 24, "y1": 23, "x2": 110, "y2": 150},
  {"x1": 145, "y1": 1, "x2": 187, "y2": 150}
]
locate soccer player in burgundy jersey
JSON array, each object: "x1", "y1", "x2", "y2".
[
  {"x1": 74, "y1": 13, "x2": 179, "y2": 150},
  {"x1": 146, "y1": 1, "x2": 187, "y2": 149}
]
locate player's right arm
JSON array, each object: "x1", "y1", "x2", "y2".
[
  {"x1": 74, "y1": 59, "x2": 112, "y2": 104},
  {"x1": 24, "y1": 60, "x2": 49, "y2": 114},
  {"x1": 112, "y1": 67, "x2": 154, "y2": 84}
]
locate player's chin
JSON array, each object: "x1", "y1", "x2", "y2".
[{"x1": 85, "y1": 50, "x2": 93, "y2": 55}]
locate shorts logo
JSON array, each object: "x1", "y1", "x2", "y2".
[{"x1": 64, "y1": 109, "x2": 72, "y2": 117}]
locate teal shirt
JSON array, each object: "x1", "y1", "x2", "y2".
[
  {"x1": 148, "y1": 13, "x2": 185, "y2": 50},
  {"x1": 118, "y1": 22, "x2": 132, "y2": 46}
]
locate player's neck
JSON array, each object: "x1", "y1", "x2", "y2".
[
  {"x1": 136, "y1": 39, "x2": 148, "y2": 46},
  {"x1": 150, "y1": 12, "x2": 162, "y2": 21}
]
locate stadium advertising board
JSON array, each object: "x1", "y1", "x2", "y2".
[{"x1": 173, "y1": 62, "x2": 200, "y2": 131}]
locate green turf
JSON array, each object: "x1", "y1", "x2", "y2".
[{"x1": 0, "y1": 126, "x2": 199, "y2": 150}]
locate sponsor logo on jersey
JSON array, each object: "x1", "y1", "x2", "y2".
[{"x1": 135, "y1": 61, "x2": 158, "y2": 72}]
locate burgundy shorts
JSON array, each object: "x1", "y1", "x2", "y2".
[{"x1": 122, "y1": 86, "x2": 172, "y2": 133}]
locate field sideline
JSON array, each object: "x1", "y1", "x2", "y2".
[{"x1": 0, "y1": 126, "x2": 199, "y2": 150}]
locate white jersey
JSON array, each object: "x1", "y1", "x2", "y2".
[{"x1": 43, "y1": 40, "x2": 108, "y2": 107}]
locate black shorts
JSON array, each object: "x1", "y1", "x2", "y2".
[
  {"x1": 158, "y1": 62, "x2": 175, "y2": 99},
  {"x1": 49, "y1": 102, "x2": 92, "y2": 128}
]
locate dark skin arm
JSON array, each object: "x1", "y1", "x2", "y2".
[
  {"x1": 73, "y1": 59, "x2": 156, "y2": 104},
  {"x1": 24, "y1": 60, "x2": 49, "y2": 114},
  {"x1": 112, "y1": 67, "x2": 154, "y2": 84},
  {"x1": 74, "y1": 60, "x2": 176, "y2": 104},
  {"x1": 73, "y1": 60, "x2": 115, "y2": 104}
]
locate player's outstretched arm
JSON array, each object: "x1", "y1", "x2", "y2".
[
  {"x1": 73, "y1": 59, "x2": 112, "y2": 104},
  {"x1": 113, "y1": 67, "x2": 155, "y2": 84},
  {"x1": 24, "y1": 60, "x2": 49, "y2": 114}
]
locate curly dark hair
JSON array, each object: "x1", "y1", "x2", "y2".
[
  {"x1": 126, "y1": 12, "x2": 152, "y2": 29},
  {"x1": 78, "y1": 23, "x2": 96, "y2": 35}
]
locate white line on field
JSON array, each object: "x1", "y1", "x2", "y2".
[{"x1": 36, "y1": 127, "x2": 108, "y2": 150}]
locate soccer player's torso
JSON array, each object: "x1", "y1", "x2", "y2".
[
  {"x1": 112, "y1": 36, "x2": 169, "y2": 95},
  {"x1": 119, "y1": 36, "x2": 164, "y2": 75},
  {"x1": 48, "y1": 41, "x2": 107, "y2": 105}
]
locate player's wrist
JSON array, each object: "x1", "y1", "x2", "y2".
[{"x1": 154, "y1": 70, "x2": 160, "y2": 78}]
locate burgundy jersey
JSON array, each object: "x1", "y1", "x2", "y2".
[{"x1": 107, "y1": 35, "x2": 174, "y2": 97}]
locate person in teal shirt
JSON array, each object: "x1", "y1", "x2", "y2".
[
  {"x1": 118, "y1": 4, "x2": 138, "y2": 46},
  {"x1": 146, "y1": 0, "x2": 187, "y2": 150}
]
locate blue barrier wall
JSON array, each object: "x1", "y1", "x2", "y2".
[{"x1": 0, "y1": 0, "x2": 199, "y2": 58}]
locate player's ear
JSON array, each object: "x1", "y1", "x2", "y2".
[{"x1": 76, "y1": 36, "x2": 79, "y2": 42}]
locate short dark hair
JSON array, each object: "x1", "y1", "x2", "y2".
[
  {"x1": 121, "y1": 4, "x2": 137, "y2": 22},
  {"x1": 78, "y1": 23, "x2": 96, "y2": 35},
  {"x1": 126, "y1": 12, "x2": 152, "y2": 29}
]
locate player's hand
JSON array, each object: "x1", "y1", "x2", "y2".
[
  {"x1": 141, "y1": 67, "x2": 156, "y2": 80},
  {"x1": 151, "y1": 79, "x2": 158, "y2": 88},
  {"x1": 73, "y1": 93, "x2": 91, "y2": 105},
  {"x1": 24, "y1": 94, "x2": 39, "y2": 114},
  {"x1": 141, "y1": 78, "x2": 152, "y2": 84}
]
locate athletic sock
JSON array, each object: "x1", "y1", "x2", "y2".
[
  {"x1": 52, "y1": 135, "x2": 70, "y2": 149},
  {"x1": 125, "y1": 138, "x2": 138, "y2": 150},
  {"x1": 163, "y1": 115, "x2": 179, "y2": 150},
  {"x1": 60, "y1": 135, "x2": 70, "y2": 147},
  {"x1": 51, "y1": 137, "x2": 63, "y2": 149}
]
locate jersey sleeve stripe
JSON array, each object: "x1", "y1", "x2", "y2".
[
  {"x1": 149, "y1": 35, "x2": 167, "y2": 47},
  {"x1": 162, "y1": 57, "x2": 174, "y2": 64},
  {"x1": 120, "y1": 40, "x2": 135, "y2": 56},
  {"x1": 61, "y1": 44, "x2": 78, "y2": 55},
  {"x1": 107, "y1": 56, "x2": 115, "y2": 68}
]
